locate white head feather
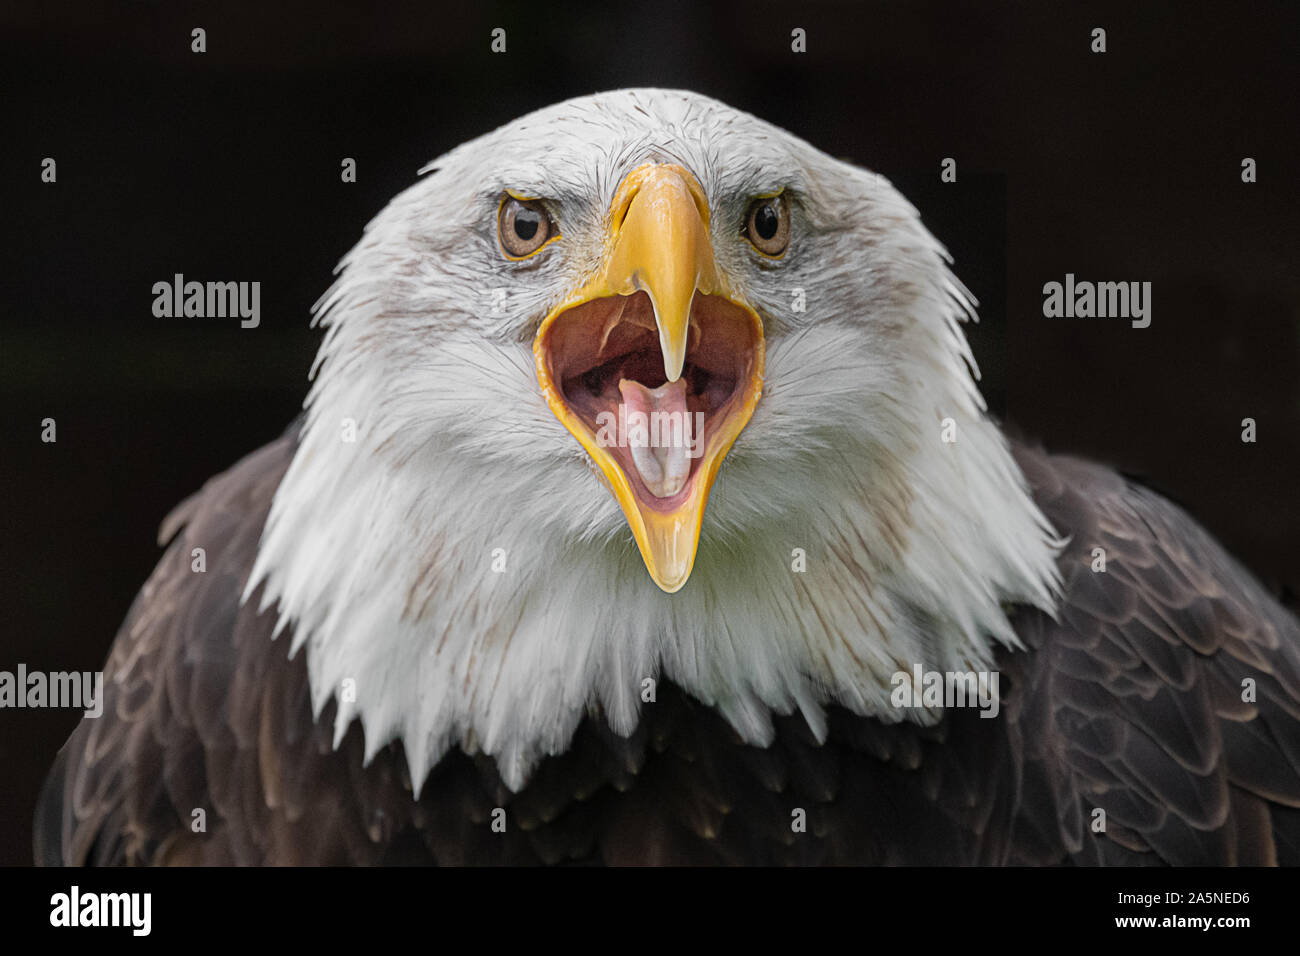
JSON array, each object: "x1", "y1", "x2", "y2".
[{"x1": 245, "y1": 89, "x2": 1062, "y2": 791}]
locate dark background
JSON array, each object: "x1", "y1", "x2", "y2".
[{"x1": 1, "y1": 0, "x2": 1296, "y2": 865}]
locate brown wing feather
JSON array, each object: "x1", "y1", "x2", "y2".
[
  {"x1": 36, "y1": 432, "x2": 297, "y2": 864},
  {"x1": 1007, "y1": 443, "x2": 1300, "y2": 865}
]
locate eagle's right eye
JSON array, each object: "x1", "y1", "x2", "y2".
[{"x1": 499, "y1": 196, "x2": 556, "y2": 258}]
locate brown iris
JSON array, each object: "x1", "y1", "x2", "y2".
[
  {"x1": 498, "y1": 196, "x2": 555, "y2": 258},
  {"x1": 743, "y1": 194, "x2": 790, "y2": 257}
]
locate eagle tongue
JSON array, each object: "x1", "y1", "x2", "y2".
[{"x1": 618, "y1": 377, "x2": 693, "y2": 498}]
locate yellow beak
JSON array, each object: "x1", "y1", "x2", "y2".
[{"x1": 533, "y1": 164, "x2": 765, "y2": 592}]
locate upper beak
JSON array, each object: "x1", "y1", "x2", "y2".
[
  {"x1": 533, "y1": 163, "x2": 765, "y2": 592},
  {"x1": 600, "y1": 164, "x2": 718, "y2": 382}
]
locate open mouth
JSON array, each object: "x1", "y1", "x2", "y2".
[
  {"x1": 529, "y1": 161, "x2": 766, "y2": 592},
  {"x1": 540, "y1": 291, "x2": 762, "y2": 512}
]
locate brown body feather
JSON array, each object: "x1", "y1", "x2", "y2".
[{"x1": 34, "y1": 431, "x2": 1300, "y2": 865}]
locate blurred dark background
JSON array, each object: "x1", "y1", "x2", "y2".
[{"x1": 1, "y1": 0, "x2": 1297, "y2": 864}]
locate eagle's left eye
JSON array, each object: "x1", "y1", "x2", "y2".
[
  {"x1": 743, "y1": 194, "x2": 790, "y2": 257},
  {"x1": 499, "y1": 196, "x2": 556, "y2": 258}
]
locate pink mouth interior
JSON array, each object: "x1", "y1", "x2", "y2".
[{"x1": 541, "y1": 291, "x2": 759, "y2": 511}]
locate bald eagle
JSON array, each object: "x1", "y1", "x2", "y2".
[{"x1": 36, "y1": 89, "x2": 1300, "y2": 865}]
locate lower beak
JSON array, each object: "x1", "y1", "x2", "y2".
[{"x1": 533, "y1": 163, "x2": 765, "y2": 592}]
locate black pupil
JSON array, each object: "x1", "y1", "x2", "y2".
[
  {"x1": 514, "y1": 207, "x2": 542, "y2": 241},
  {"x1": 753, "y1": 203, "x2": 779, "y2": 240}
]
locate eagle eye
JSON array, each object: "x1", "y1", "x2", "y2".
[
  {"x1": 743, "y1": 194, "x2": 790, "y2": 257},
  {"x1": 499, "y1": 196, "x2": 556, "y2": 258}
]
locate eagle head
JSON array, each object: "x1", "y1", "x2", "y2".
[{"x1": 247, "y1": 89, "x2": 1061, "y2": 790}]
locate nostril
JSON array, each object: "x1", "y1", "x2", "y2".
[{"x1": 611, "y1": 185, "x2": 638, "y2": 232}]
